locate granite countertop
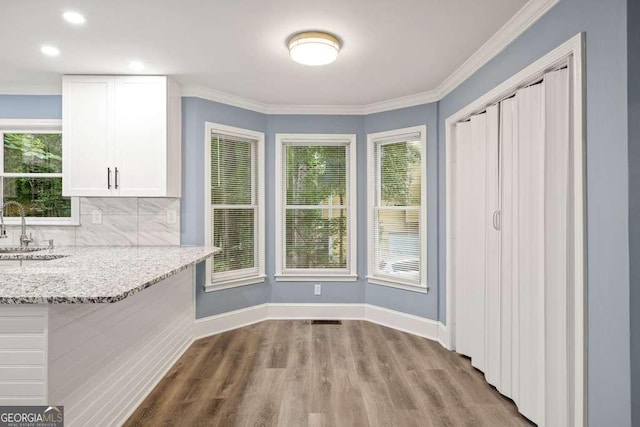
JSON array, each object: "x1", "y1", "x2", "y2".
[{"x1": 0, "y1": 246, "x2": 220, "y2": 304}]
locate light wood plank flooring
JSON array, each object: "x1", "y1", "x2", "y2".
[{"x1": 125, "y1": 320, "x2": 533, "y2": 426}]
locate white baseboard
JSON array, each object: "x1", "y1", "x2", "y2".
[
  {"x1": 194, "y1": 303, "x2": 269, "y2": 339},
  {"x1": 437, "y1": 322, "x2": 451, "y2": 350},
  {"x1": 268, "y1": 303, "x2": 365, "y2": 320},
  {"x1": 364, "y1": 304, "x2": 440, "y2": 341},
  {"x1": 195, "y1": 303, "x2": 448, "y2": 347}
]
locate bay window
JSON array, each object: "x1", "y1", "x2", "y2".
[
  {"x1": 367, "y1": 126, "x2": 427, "y2": 290},
  {"x1": 204, "y1": 123, "x2": 265, "y2": 290},
  {"x1": 275, "y1": 134, "x2": 357, "y2": 281}
]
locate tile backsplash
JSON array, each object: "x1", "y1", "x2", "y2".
[{"x1": 0, "y1": 198, "x2": 180, "y2": 247}]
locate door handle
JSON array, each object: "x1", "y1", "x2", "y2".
[
  {"x1": 492, "y1": 210, "x2": 501, "y2": 231},
  {"x1": 115, "y1": 167, "x2": 119, "y2": 189},
  {"x1": 107, "y1": 167, "x2": 112, "y2": 189}
]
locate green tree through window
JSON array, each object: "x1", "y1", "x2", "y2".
[
  {"x1": 284, "y1": 145, "x2": 348, "y2": 269},
  {"x1": 1, "y1": 133, "x2": 71, "y2": 218}
]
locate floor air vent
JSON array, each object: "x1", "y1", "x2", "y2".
[{"x1": 311, "y1": 320, "x2": 342, "y2": 325}]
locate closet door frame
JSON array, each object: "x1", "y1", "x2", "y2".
[{"x1": 445, "y1": 32, "x2": 585, "y2": 427}]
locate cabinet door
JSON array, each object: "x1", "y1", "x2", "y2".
[
  {"x1": 113, "y1": 76, "x2": 167, "y2": 197},
  {"x1": 62, "y1": 76, "x2": 114, "y2": 196}
]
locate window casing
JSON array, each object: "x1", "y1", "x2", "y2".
[
  {"x1": 0, "y1": 119, "x2": 78, "y2": 225},
  {"x1": 367, "y1": 126, "x2": 427, "y2": 291},
  {"x1": 275, "y1": 134, "x2": 357, "y2": 281},
  {"x1": 204, "y1": 122, "x2": 265, "y2": 291}
]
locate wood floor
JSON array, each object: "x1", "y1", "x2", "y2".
[{"x1": 125, "y1": 320, "x2": 533, "y2": 426}]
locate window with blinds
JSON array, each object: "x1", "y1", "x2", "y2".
[
  {"x1": 275, "y1": 134, "x2": 357, "y2": 280},
  {"x1": 205, "y1": 123, "x2": 264, "y2": 290},
  {"x1": 368, "y1": 126, "x2": 427, "y2": 289}
]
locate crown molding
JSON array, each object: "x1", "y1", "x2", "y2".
[
  {"x1": 433, "y1": 0, "x2": 560, "y2": 100},
  {"x1": 1, "y1": 0, "x2": 558, "y2": 115},
  {"x1": 362, "y1": 89, "x2": 440, "y2": 115},
  {"x1": 181, "y1": 85, "x2": 270, "y2": 113}
]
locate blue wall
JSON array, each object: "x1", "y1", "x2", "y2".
[
  {"x1": 0, "y1": 95, "x2": 61, "y2": 119},
  {"x1": 628, "y1": 0, "x2": 640, "y2": 423},
  {"x1": 180, "y1": 99, "x2": 439, "y2": 319},
  {"x1": 437, "y1": 0, "x2": 630, "y2": 424},
  {"x1": 364, "y1": 104, "x2": 439, "y2": 318},
  {"x1": 180, "y1": 97, "x2": 270, "y2": 318}
]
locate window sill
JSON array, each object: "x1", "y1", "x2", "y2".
[
  {"x1": 204, "y1": 275, "x2": 266, "y2": 292},
  {"x1": 367, "y1": 276, "x2": 429, "y2": 294},
  {"x1": 275, "y1": 274, "x2": 359, "y2": 282},
  {"x1": 2, "y1": 219, "x2": 80, "y2": 227}
]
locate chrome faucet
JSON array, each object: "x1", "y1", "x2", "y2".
[{"x1": 0, "y1": 201, "x2": 33, "y2": 248}]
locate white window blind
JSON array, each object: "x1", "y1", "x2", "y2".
[
  {"x1": 210, "y1": 132, "x2": 259, "y2": 280},
  {"x1": 368, "y1": 126, "x2": 427, "y2": 289},
  {"x1": 275, "y1": 134, "x2": 357, "y2": 280}
]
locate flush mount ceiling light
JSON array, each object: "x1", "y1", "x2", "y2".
[
  {"x1": 62, "y1": 11, "x2": 85, "y2": 25},
  {"x1": 40, "y1": 45, "x2": 60, "y2": 57},
  {"x1": 287, "y1": 31, "x2": 341, "y2": 66}
]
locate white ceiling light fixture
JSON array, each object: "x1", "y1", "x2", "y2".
[
  {"x1": 129, "y1": 60, "x2": 145, "y2": 71},
  {"x1": 287, "y1": 31, "x2": 341, "y2": 66},
  {"x1": 40, "y1": 45, "x2": 60, "y2": 57},
  {"x1": 62, "y1": 11, "x2": 86, "y2": 25}
]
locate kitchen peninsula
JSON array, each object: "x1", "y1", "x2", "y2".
[{"x1": 0, "y1": 246, "x2": 218, "y2": 426}]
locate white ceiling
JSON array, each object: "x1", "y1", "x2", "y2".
[{"x1": 0, "y1": 0, "x2": 529, "y2": 107}]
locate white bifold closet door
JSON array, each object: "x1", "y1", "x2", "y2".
[
  {"x1": 543, "y1": 68, "x2": 571, "y2": 426},
  {"x1": 453, "y1": 67, "x2": 571, "y2": 427},
  {"x1": 483, "y1": 104, "x2": 501, "y2": 388},
  {"x1": 454, "y1": 114, "x2": 487, "y2": 372},
  {"x1": 499, "y1": 95, "x2": 518, "y2": 401},
  {"x1": 514, "y1": 78, "x2": 546, "y2": 423}
]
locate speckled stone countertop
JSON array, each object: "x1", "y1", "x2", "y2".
[{"x1": 0, "y1": 246, "x2": 220, "y2": 304}]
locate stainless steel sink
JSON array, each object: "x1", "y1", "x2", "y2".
[{"x1": 0, "y1": 247, "x2": 47, "y2": 254}]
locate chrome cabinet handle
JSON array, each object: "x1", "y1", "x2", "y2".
[
  {"x1": 107, "y1": 167, "x2": 112, "y2": 189},
  {"x1": 115, "y1": 167, "x2": 119, "y2": 189}
]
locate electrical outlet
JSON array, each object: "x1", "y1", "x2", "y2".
[
  {"x1": 166, "y1": 209, "x2": 177, "y2": 224},
  {"x1": 314, "y1": 284, "x2": 321, "y2": 295},
  {"x1": 91, "y1": 209, "x2": 103, "y2": 224}
]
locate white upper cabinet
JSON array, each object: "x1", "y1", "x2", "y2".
[
  {"x1": 62, "y1": 76, "x2": 114, "y2": 197},
  {"x1": 62, "y1": 75, "x2": 181, "y2": 197}
]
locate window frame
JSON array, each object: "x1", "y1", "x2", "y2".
[
  {"x1": 0, "y1": 119, "x2": 79, "y2": 226},
  {"x1": 204, "y1": 122, "x2": 265, "y2": 292},
  {"x1": 275, "y1": 133, "x2": 357, "y2": 282},
  {"x1": 367, "y1": 125, "x2": 428, "y2": 292}
]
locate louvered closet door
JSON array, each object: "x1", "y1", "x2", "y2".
[{"x1": 453, "y1": 114, "x2": 487, "y2": 372}]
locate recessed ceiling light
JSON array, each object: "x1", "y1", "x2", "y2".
[
  {"x1": 129, "y1": 60, "x2": 145, "y2": 71},
  {"x1": 287, "y1": 31, "x2": 341, "y2": 66},
  {"x1": 62, "y1": 11, "x2": 85, "y2": 25},
  {"x1": 41, "y1": 45, "x2": 60, "y2": 57}
]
